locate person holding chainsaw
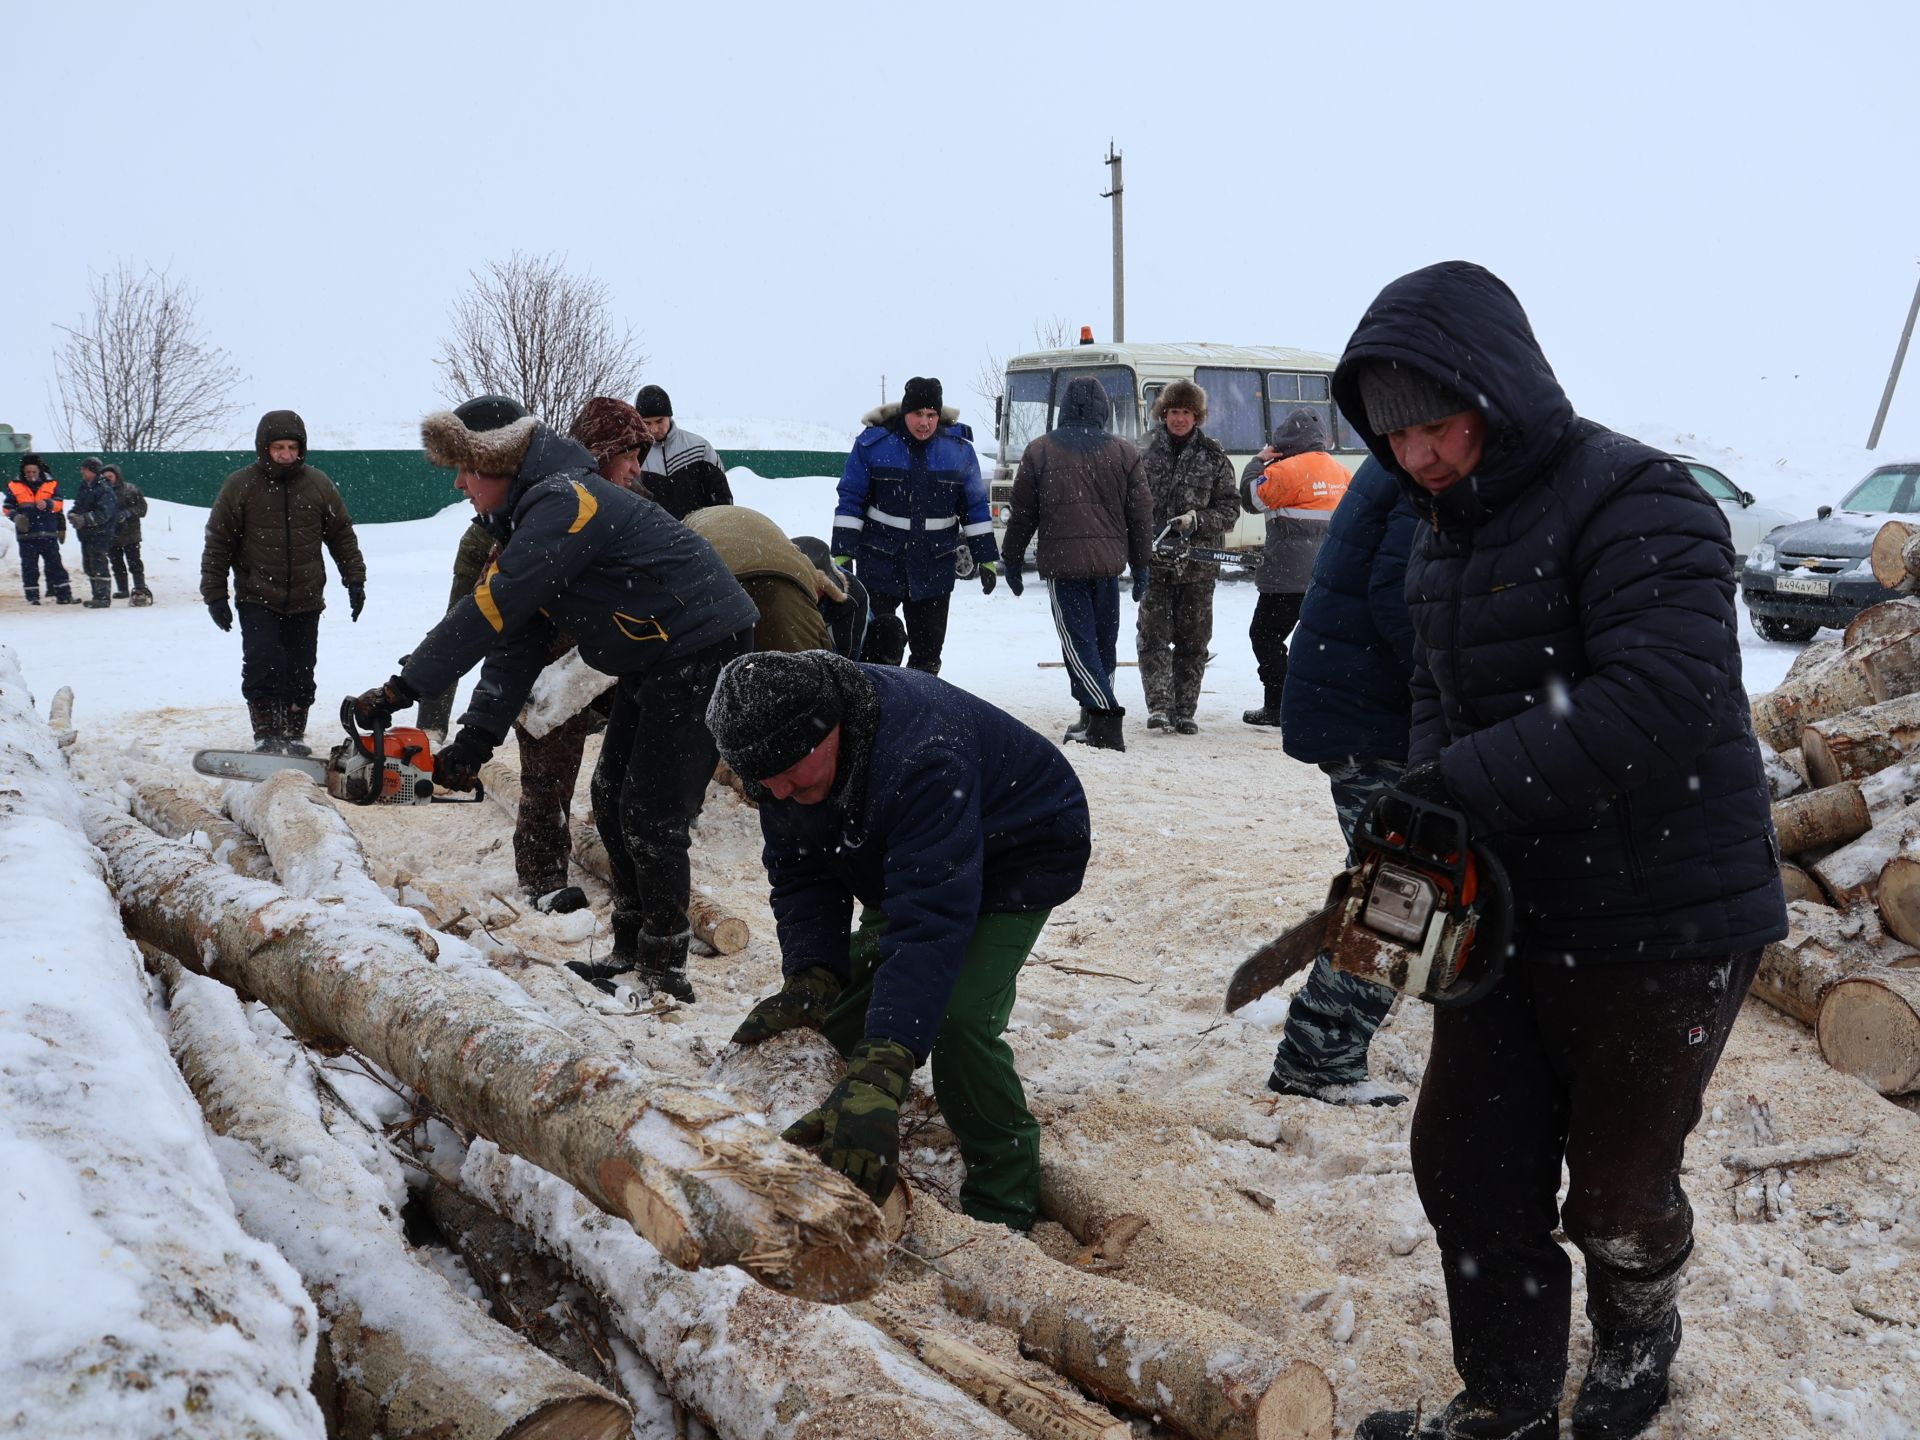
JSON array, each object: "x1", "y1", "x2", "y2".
[
  {"x1": 354, "y1": 395, "x2": 758, "y2": 1003},
  {"x1": 709, "y1": 648, "x2": 1089, "y2": 1230},
  {"x1": 1332, "y1": 263, "x2": 1786, "y2": 1440}
]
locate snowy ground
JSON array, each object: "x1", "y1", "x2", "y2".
[{"x1": 4, "y1": 455, "x2": 1918, "y2": 1438}]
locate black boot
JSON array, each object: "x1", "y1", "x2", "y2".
[
  {"x1": 113, "y1": 585, "x2": 131, "y2": 598},
  {"x1": 1173, "y1": 715, "x2": 1199, "y2": 736},
  {"x1": 249, "y1": 700, "x2": 286, "y2": 754},
  {"x1": 1243, "y1": 685, "x2": 1285, "y2": 727},
  {"x1": 1084, "y1": 707, "x2": 1126, "y2": 752},
  {"x1": 1355, "y1": 1392, "x2": 1557, "y2": 1439},
  {"x1": 1062, "y1": 707, "x2": 1091, "y2": 744},
  {"x1": 83, "y1": 579, "x2": 112, "y2": 608},
  {"x1": 284, "y1": 705, "x2": 311, "y2": 758},
  {"x1": 633, "y1": 931, "x2": 697, "y2": 1003},
  {"x1": 24, "y1": 593, "x2": 39, "y2": 605},
  {"x1": 1571, "y1": 1309, "x2": 1679, "y2": 1439},
  {"x1": 531, "y1": 885, "x2": 589, "y2": 915}
]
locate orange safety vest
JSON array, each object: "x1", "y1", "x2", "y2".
[
  {"x1": 1255, "y1": 450, "x2": 1350, "y2": 515},
  {"x1": 6, "y1": 479, "x2": 64, "y2": 513}
]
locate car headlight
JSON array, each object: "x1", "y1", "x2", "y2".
[
  {"x1": 1747, "y1": 543, "x2": 1776, "y2": 570},
  {"x1": 1852, "y1": 555, "x2": 1878, "y2": 578}
]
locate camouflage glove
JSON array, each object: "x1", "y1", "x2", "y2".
[
  {"x1": 782, "y1": 1037, "x2": 914, "y2": 1203},
  {"x1": 732, "y1": 965, "x2": 844, "y2": 1045}
]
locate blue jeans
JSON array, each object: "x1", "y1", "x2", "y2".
[{"x1": 1048, "y1": 576, "x2": 1121, "y2": 712}]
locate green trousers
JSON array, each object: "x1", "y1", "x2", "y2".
[{"x1": 822, "y1": 907, "x2": 1049, "y2": 1230}]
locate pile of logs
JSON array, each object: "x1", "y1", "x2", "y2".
[{"x1": 1752, "y1": 583, "x2": 1920, "y2": 1096}]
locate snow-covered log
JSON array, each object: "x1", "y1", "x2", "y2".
[
  {"x1": 1812, "y1": 797, "x2": 1920, "y2": 912},
  {"x1": 1801, "y1": 690, "x2": 1920, "y2": 787},
  {"x1": 46, "y1": 683, "x2": 75, "y2": 747},
  {"x1": 129, "y1": 778, "x2": 276, "y2": 879},
  {"x1": 1763, "y1": 746, "x2": 1807, "y2": 801},
  {"x1": 519, "y1": 647, "x2": 616, "y2": 740},
  {"x1": 1779, "y1": 862, "x2": 1829, "y2": 906},
  {"x1": 0, "y1": 646, "x2": 322, "y2": 1436},
  {"x1": 463, "y1": 1142, "x2": 1027, "y2": 1440},
  {"x1": 1817, "y1": 967, "x2": 1920, "y2": 1095},
  {"x1": 163, "y1": 963, "x2": 630, "y2": 1440},
  {"x1": 1844, "y1": 593, "x2": 1920, "y2": 647},
  {"x1": 82, "y1": 804, "x2": 891, "y2": 1303},
  {"x1": 1771, "y1": 781, "x2": 1871, "y2": 855},
  {"x1": 1752, "y1": 631, "x2": 1920, "y2": 753},
  {"x1": 1750, "y1": 901, "x2": 1920, "y2": 1026},
  {"x1": 913, "y1": 1202, "x2": 1335, "y2": 1440}
]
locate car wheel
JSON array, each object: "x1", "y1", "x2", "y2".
[{"x1": 1752, "y1": 613, "x2": 1820, "y2": 643}]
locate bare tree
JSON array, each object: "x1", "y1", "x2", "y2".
[
  {"x1": 53, "y1": 263, "x2": 247, "y2": 450},
  {"x1": 972, "y1": 315, "x2": 1081, "y2": 415},
  {"x1": 437, "y1": 252, "x2": 646, "y2": 427}
]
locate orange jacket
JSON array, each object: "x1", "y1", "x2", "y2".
[
  {"x1": 6, "y1": 478, "x2": 65, "y2": 537},
  {"x1": 1254, "y1": 450, "x2": 1350, "y2": 514}
]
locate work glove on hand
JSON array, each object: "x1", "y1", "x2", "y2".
[
  {"x1": 1004, "y1": 559, "x2": 1024, "y2": 598},
  {"x1": 832, "y1": 554, "x2": 856, "y2": 578},
  {"x1": 979, "y1": 562, "x2": 998, "y2": 596},
  {"x1": 1171, "y1": 509, "x2": 1198, "y2": 534},
  {"x1": 353, "y1": 675, "x2": 417, "y2": 729},
  {"x1": 433, "y1": 727, "x2": 493, "y2": 792},
  {"x1": 731, "y1": 965, "x2": 845, "y2": 1045},
  {"x1": 1393, "y1": 759, "x2": 1455, "y2": 808},
  {"x1": 781, "y1": 1036, "x2": 915, "y2": 1204},
  {"x1": 207, "y1": 597, "x2": 234, "y2": 632},
  {"x1": 347, "y1": 583, "x2": 366, "y2": 622},
  {"x1": 1131, "y1": 572, "x2": 1150, "y2": 605}
]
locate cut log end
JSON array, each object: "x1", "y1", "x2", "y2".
[
  {"x1": 1869, "y1": 522, "x2": 1920, "y2": 593},
  {"x1": 1780, "y1": 864, "x2": 1828, "y2": 907},
  {"x1": 1253, "y1": 1367, "x2": 1338, "y2": 1440},
  {"x1": 597, "y1": 1156, "x2": 701, "y2": 1270},
  {"x1": 1877, "y1": 854, "x2": 1920, "y2": 947},
  {"x1": 1817, "y1": 971, "x2": 1920, "y2": 1095},
  {"x1": 502, "y1": 1399, "x2": 633, "y2": 1440}
]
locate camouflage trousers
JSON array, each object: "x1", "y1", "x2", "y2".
[
  {"x1": 1269, "y1": 756, "x2": 1404, "y2": 1087},
  {"x1": 510, "y1": 707, "x2": 596, "y2": 898},
  {"x1": 1135, "y1": 576, "x2": 1215, "y2": 719}
]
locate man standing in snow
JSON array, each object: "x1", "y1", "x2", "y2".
[
  {"x1": 68, "y1": 458, "x2": 120, "y2": 608},
  {"x1": 1335, "y1": 263, "x2": 1786, "y2": 1440},
  {"x1": 634, "y1": 384, "x2": 733, "y2": 519},
  {"x1": 5, "y1": 454, "x2": 75, "y2": 605},
  {"x1": 711, "y1": 649, "x2": 1088, "y2": 1230},
  {"x1": 103, "y1": 464, "x2": 151, "y2": 603}
]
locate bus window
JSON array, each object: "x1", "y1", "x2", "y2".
[
  {"x1": 1062, "y1": 365, "x2": 1141, "y2": 442},
  {"x1": 1003, "y1": 369, "x2": 1052, "y2": 462},
  {"x1": 1193, "y1": 367, "x2": 1265, "y2": 451},
  {"x1": 1270, "y1": 370, "x2": 1367, "y2": 453}
]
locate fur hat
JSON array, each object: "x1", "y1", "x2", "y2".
[
  {"x1": 1152, "y1": 379, "x2": 1208, "y2": 425},
  {"x1": 1353, "y1": 360, "x2": 1473, "y2": 435},
  {"x1": 706, "y1": 650, "x2": 849, "y2": 783},
  {"x1": 568, "y1": 397, "x2": 648, "y2": 467},
  {"x1": 422, "y1": 395, "x2": 538, "y2": 476},
  {"x1": 901, "y1": 376, "x2": 944, "y2": 414},
  {"x1": 1269, "y1": 409, "x2": 1330, "y2": 459},
  {"x1": 18, "y1": 452, "x2": 44, "y2": 477},
  {"x1": 635, "y1": 384, "x2": 673, "y2": 419}
]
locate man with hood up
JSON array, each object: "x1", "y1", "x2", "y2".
[
  {"x1": 1334, "y1": 263, "x2": 1786, "y2": 1440},
  {"x1": 201, "y1": 411, "x2": 367, "y2": 753}
]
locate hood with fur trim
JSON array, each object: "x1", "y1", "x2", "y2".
[
  {"x1": 421, "y1": 409, "x2": 542, "y2": 476},
  {"x1": 860, "y1": 401, "x2": 962, "y2": 431}
]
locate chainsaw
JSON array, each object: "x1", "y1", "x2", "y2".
[
  {"x1": 1152, "y1": 521, "x2": 1257, "y2": 567},
  {"x1": 191, "y1": 698, "x2": 485, "y2": 806},
  {"x1": 1224, "y1": 786, "x2": 1512, "y2": 1014}
]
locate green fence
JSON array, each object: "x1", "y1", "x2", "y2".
[{"x1": 9, "y1": 449, "x2": 849, "y2": 524}]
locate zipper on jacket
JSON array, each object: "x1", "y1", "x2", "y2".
[
  {"x1": 1617, "y1": 792, "x2": 1648, "y2": 892},
  {"x1": 283, "y1": 477, "x2": 294, "y2": 612}
]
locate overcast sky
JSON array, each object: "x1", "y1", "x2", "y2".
[{"x1": 8, "y1": 0, "x2": 1919, "y2": 463}]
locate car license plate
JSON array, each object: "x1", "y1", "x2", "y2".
[{"x1": 1774, "y1": 575, "x2": 1831, "y2": 596}]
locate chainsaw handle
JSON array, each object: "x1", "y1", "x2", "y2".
[{"x1": 1431, "y1": 839, "x2": 1514, "y2": 1009}]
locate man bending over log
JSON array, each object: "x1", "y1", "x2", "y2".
[{"x1": 708, "y1": 650, "x2": 1089, "y2": 1231}]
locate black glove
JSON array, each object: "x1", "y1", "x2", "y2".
[
  {"x1": 207, "y1": 597, "x2": 234, "y2": 632},
  {"x1": 433, "y1": 727, "x2": 494, "y2": 792},
  {"x1": 979, "y1": 562, "x2": 998, "y2": 596},
  {"x1": 782, "y1": 1037, "x2": 914, "y2": 1204},
  {"x1": 1131, "y1": 573, "x2": 1150, "y2": 605},
  {"x1": 1004, "y1": 560, "x2": 1024, "y2": 598},
  {"x1": 1394, "y1": 759, "x2": 1454, "y2": 807},
  {"x1": 353, "y1": 675, "x2": 418, "y2": 729},
  {"x1": 732, "y1": 965, "x2": 845, "y2": 1045},
  {"x1": 348, "y1": 583, "x2": 366, "y2": 622}
]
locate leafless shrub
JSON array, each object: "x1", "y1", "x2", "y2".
[
  {"x1": 52, "y1": 263, "x2": 247, "y2": 450},
  {"x1": 972, "y1": 314, "x2": 1081, "y2": 414},
  {"x1": 436, "y1": 252, "x2": 646, "y2": 427}
]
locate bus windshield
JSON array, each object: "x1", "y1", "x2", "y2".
[{"x1": 1001, "y1": 365, "x2": 1140, "y2": 462}]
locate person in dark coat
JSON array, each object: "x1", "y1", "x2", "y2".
[
  {"x1": 1238, "y1": 411, "x2": 1351, "y2": 725},
  {"x1": 201, "y1": 411, "x2": 367, "y2": 753},
  {"x1": 354, "y1": 396, "x2": 758, "y2": 1004},
  {"x1": 68, "y1": 458, "x2": 120, "y2": 608},
  {"x1": 1336, "y1": 262, "x2": 1788, "y2": 1440},
  {"x1": 791, "y1": 535, "x2": 871, "y2": 661},
  {"x1": 103, "y1": 464, "x2": 150, "y2": 602},
  {"x1": 833, "y1": 376, "x2": 999, "y2": 675},
  {"x1": 710, "y1": 650, "x2": 1089, "y2": 1230},
  {"x1": 999, "y1": 375, "x2": 1154, "y2": 751},
  {"x1": 634, "y1": 384, "x2": 733, "y2": 519},
  {"x1": 5, "y1": 454, "x2": 75, "y2": 605}
]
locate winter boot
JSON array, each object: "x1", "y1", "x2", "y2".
[
  {"x1": 1084, "y1": 708, "x2": 1126, "y2": 752},
  {"x1": 1267, "y1": 1062, "x2": 1407, "y2": 1107},
  {"x1": 113, "y1": 585, "x2": 131, "y2": 599},
  {"x1": 531, "y1": 885, "x2": 590, "y2": 915},
  {"x1": 283, "y1": 705, "x2": 311, "y2": 758},
  {"x1": 83, "y1": 579, "x2": 112, "y2": 609},
  {"x1": 633, "y1": 931, "x2": 697, "y2": 1004},
  {"x1": 53, "y1": 591, "x2": 79, "y2": 604},
  {"x1": 1571, "y1": 1309, "x2": 1680, "y2": 1439},
  {"x1": 24, "y1": 594, "x2": 40, "y2": 606},
  {"x1": 1173, "y1": 715, "x2": 1199, "y2": 736},
  {"x1": 1354, "y1": 1392, "x2": 1557, "y2": 1439},
  {"x1": 1243, "y1": 686, "x2": 1285, "y2": 727},
  {"x1": 249, "y1": 700, "x2": 286, "y2": 755},
  {"x1": 1062, "y1": 707, "x2": 1091, "y2": 744},
  {"x1": 1146, "y1": 711, "x2": 1170, "y2": 731}
]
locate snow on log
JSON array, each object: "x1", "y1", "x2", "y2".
[
  {"x1": 1720, "y1": 1136, "x2": 1861, "y2": 1172},
  {"x1": 46, "y1": 683, "x2": 75, "y2": 747},
  {"x1": 1780, "y1": 863, "x2": 1829, "y2": 907},
  {"x1": 1771, "y1": 781, "x2": 1870, "y2": 855},
  {"x1": 1785, "y1": 635, "x2": 1844, "y2": 682},
  {"x1": 1817, "y1": 967, "x2": 1920, "y2": 1095},
  {"x1": 519, "y1": 647, "x2": 615, "y2": 740},
  {"x1": 707, "y1": 1030, "x2": 851, "y2": 1135},
  {"x1": 1847, "y1": 594, "x2": 1920, "y2": 647},
  {"x1": 1752, "y1": 632, "x2": 1920, "y2": 754},
  {"x1": 1812, "y1": 798, "x2": 1920, "y2": 908},
  {"x1": 1868, "y1": 523, "x2": 1920, "y2": 594},
  {"x1": 0, "y1": 646, "x2": 322, "y2": 1436},
  {"x1": 81, "y1": 804, "x2": 891, "y2": 1303},
  {"x1": 463, "y1": 1141, "x2": 1027, "y2": 1440},
  {"x1": 129, "y1": 778, "x2": 276, "y2": 879},
  {"x1": 1801, "y1": 690, "x2": 1920, "y2": 787},
  {"x1": 1763, "y1": 746, "x2": 1807, "y2": 801},
  {"x1": 1750, "y1": 901, "x2": 1920, "y2": 1026},
  {"x1": 162, "y1": 963, "x2": 630, "y2": 1440},
  {"x1": 913, "y1": 1202, "x2": 1335, "y2": 1440}
]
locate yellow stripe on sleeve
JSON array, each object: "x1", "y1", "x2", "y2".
[{"x1": 568, "y1": 481, "x2": 599, "y2": 534}]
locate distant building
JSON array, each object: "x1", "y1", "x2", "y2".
[{"x1": 0, "y1": 425, "x2": 32, "y2": 453}]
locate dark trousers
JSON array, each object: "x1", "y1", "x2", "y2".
[
  {"x1": 109, "y1": 540, "x2": 145, "y2": 592},
  {"x1": 1136, "y1": 576, "x2": 1215, "y2": 719},
  {"x1": 80, "y1": 532, "x2": 114, "y2": 600},
  {"x1": 1047, "y1": 576, "x2": 1121, "y2": 712},
  {"x1": 511, "y1": 708, "x2": 595, "y2": 898},
  {"x1": 589, "y1": 630, "x2": 750, "y2": 944},
  {"x1": 868, "y1": 592, "x2": 950, "y2": 674},
  {"x1": 237, "y1": 602, "x2": 321, "y2": 707},
  {"x1": 1248, "y1": 590, "x2": 1305, "y2": 695},
  {"x1": 1411, "y1": 948, "x2": 1761, "y2": 1410},
  {"x1": 18, "y1": 535, "x2": 71, "y2": 601}
]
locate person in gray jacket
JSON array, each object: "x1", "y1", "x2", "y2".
[{"x1": 353, "y1": 395, "x2": 758, "y2": 1004}]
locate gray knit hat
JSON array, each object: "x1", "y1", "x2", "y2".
[
  {"x1": 707, "y1": 651, "x2": 847, "y2": 783},
  {"x1": 1354, "y1": 361, "x2": 1473, "y2": 435}
]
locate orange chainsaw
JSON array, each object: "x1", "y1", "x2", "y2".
[{"x1": 191, "y1": 698, "x2": 485, "y2": 806}]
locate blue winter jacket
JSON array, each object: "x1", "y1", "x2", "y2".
[
  {"x1": 757, "y1": 666, "x2": 1089, "y2": 1060},
  {"x1": 69, "y1": 475, "x2": 119, "y2": 541},
  {"x1": 833, "y1": 405, "x2": 998, "y2": 601},
  {"x1": 1280, "y1": 458, "x2": 1419, "y2": 765}
]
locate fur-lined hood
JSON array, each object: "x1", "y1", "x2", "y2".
[
  {"x1": 421, "y1": 409, "x2": 542, "y2": 476},
  {"x1": 860, "y1": 401, "x2": 962, "y2": 431},
  {"x1": 1151, "y1": 379, "x2": 1208, "y2": 425}
]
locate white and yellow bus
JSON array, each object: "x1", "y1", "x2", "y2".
[{"x1": 991, "y1": 341, "x2": 1371, "y2": 554}]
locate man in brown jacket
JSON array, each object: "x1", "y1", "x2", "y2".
[
  {"x1": 201, "y1": 410, "x2": 366, "y2": 754},
  {"x1": 1000, "y1": 376, "x2": 1153, "y2": 751}
]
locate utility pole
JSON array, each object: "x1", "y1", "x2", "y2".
[
  {"x1": 1101, "y1": 142, "x2": 1125, "y2": 343},
  {"x1": 1869, "y1": 263, "x2": 1920, "y2": 451}
]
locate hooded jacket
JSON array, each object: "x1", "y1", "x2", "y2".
[
  {"x1": 200, "y1": 411, "x2": 366, "y2": 613},
  {"x1": 400, "y1": 424, "x2": 759, "y2": 743},
  {"x1": 1001, "y1": 377, "x2": 1153, "y2": 580},
  {"x1": 833, "y1": 404, "x2": 998, "y2": 600},
  {"x1": 1240, "y1": 411, "x2": 1351, "y2": 594},
  {"x1": 1332, "y1": 261, "x2": 1786, "y2": 962},
  {"x1": 683, "y1": 504, "x2": 831, "y2": 653},
  {"x1": 107, "y1": 472, "x2": 148, "y2": 546}
]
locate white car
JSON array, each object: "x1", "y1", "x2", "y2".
[{"x1": 1678, "y1": 457, "x2": 1796, "y2": 553}]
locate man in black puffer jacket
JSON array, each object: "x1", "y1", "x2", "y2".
[{"x1": 1337, "y1": 263, "x2": 1786, "y2": 1440}]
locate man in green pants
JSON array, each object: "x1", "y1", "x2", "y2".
[{"x1": 709, "y1": 649, "x2": 1090, "y2": 1229}]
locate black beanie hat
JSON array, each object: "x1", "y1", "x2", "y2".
[
  {"x1": 706, "y1": 651, "x2": 847, "y2": 783},
  {"x1": 79, "y1": 456, "x2": 103, "y2": 476},
  {"x1": 635, "y1": 384, "x2": 673, "y2": 419},
  {"x1": 1354, "y1": 361, "x2": 1473, "y2": 436},
  {"x1": 901, "y1": 376, "x2": 943, "y2": 414}
]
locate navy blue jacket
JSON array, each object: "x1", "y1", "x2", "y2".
[
  {"x1": 1332, "y1": 261, "x2": 1786, "y2": 963},
  {"x1": 1280, "y1": 458, "x2": 1418, "y2": 765},
  {"x1": 757, "y1": 666, "x2": 1089, "y2": 1059},
  {"x1": 69, "y1": 474, "x2": 119, "y2": 540},
  {"x1": 833, "y1": 405, "x2": 997, "y2": 601}
]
